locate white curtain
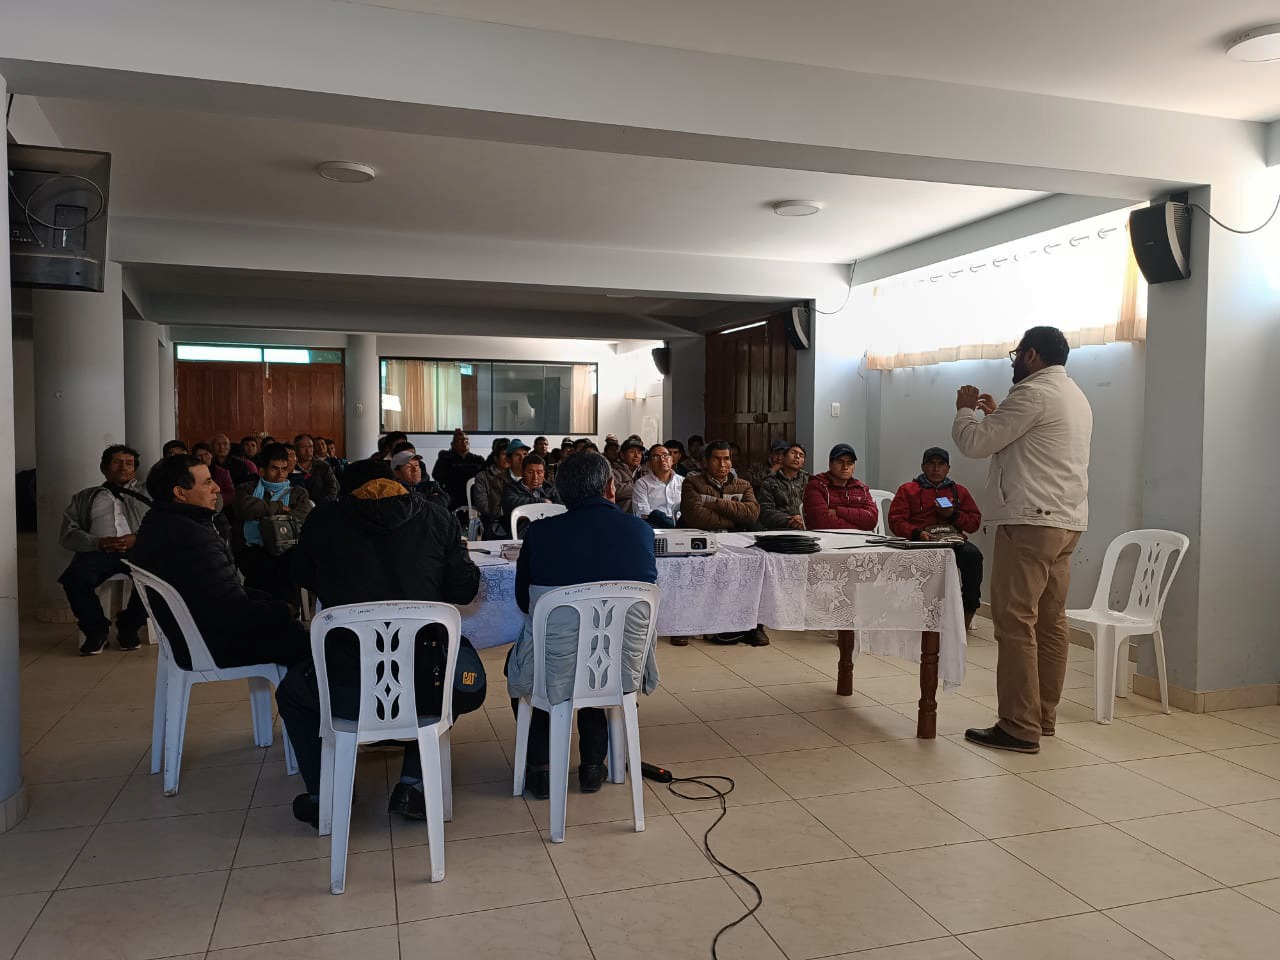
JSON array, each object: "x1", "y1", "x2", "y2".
[
  {"x1": 860, "y1": 208, "x2": 1147, "y2": 371},
  {"x1": 570, "y1": 364, "x2": 596, "y2": 433}
]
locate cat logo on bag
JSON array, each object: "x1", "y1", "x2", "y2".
[{"x1": 461, "y1": 671, "x2": 478, "y2": 686}]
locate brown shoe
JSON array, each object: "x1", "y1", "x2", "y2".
[{"x1": 669, "y1": 636, "x2": 689, "y2": 646}]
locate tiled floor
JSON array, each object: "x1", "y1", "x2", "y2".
[{"x1": 6, "y1": 547, "x2": 1280, "y2": 958}]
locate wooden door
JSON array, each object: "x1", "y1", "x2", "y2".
[
  {"x1": 175, "y1": 360, "x2": 266, "y2": 446},
  {"x1": 704, "y1": 312, "x2": 797, "y2": 470},
  {"x1": 263, "y1": 362, "x2": 346, "y2": 453}
]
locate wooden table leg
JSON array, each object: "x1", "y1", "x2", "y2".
[
  {"x1": 917, "y1": 630, "x2": 940, "y2": 738},
  {"x1": 836, "y1": 629, "x2": 856, "y2": 696}
]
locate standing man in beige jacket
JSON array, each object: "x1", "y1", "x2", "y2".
[{"x1": 952, "y1": 326, "x2": 1093, "y2": 754}]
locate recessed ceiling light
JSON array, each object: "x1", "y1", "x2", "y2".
[
  {"x1": 315, "y1": 160, "x2": 377, "y2": 183},
  {"x1": 1226, "y1": 24, "x2": 1280, "y2": 61},
  {"x1": 772, "y1": 200, "x2": 824, "y2": 217}
]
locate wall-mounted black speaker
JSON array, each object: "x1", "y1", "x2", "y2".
[
  {"x1": 1129, "y1": 201, "x2": 1191, "y2": 284},
  {"x1": 785, "y1": 305, "x2": 811, "y2": 350},
  {"x1": 651, "y1": 346, "x2": 672, "y2": 376}
]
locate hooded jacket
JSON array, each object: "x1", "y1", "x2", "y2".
[
  {"x1": 679, "y1": 472, "x2": 761, "y2": 531},
  {"x1": 757, "y1": 470, "x2": 809, "y2": 530},
  {"x1": 888, "y1": 476, "x2": 981, "y2": 540},
  {"x1": 802, "y1": 472, "x2": 878, "y2": 531}
]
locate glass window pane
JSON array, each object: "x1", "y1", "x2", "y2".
[
  {"x1": 380, "y1": 358, "x2": 438, "y2": 432},
  {"x1": 175, "y1": 344, "x2": 262, "y2": 362},
  {"x1": 263, "y1": 348, "x2": 310, "y2": 364},
  {"x1": 491, "y1": 362, "x2": 545, "y2": 434}
]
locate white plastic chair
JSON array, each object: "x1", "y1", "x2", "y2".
[
  {"x1": 123, "y1": 562, "x2": 298, "y2": 796},
  {"x1": 510, "y1": 502, "x2": 566, "y2": 540},
  {"x1": 1066, "y1": 529, "x2": 1189, "y2": 723},
  {"x1": 80, "y1": 573, "x2": 154, "y2": 645},
  {"x1": 312, "y1": 601, "x2": 462, "y2": 894},
  {"x1": 513, "y1": 581, "x2": 661, "y2": 843},
  {"x1": 463, "y1": 477, "x2": 483, "y2": 540},
  {"x1": 869, "y1": 489, "x2": 896, "y2": 536},
  {"x1": 299, "y1": 588, "x2": 316, "y2": 624}
]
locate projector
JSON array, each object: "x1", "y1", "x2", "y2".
[{"x1": 654, "y1": 530, "x2": 718, "y2": 557}]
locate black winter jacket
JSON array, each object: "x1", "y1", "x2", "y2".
[
  {"x1": 130, "y1": 501, "x2": 296, "y2": 667},
  {"x1": 432, "y1": 449, "x2": 486, "y2": 510}
]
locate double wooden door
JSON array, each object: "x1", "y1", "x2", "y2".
[
  {"x1": 704, "y1": 312, "x2": 798, "y2": 470},
  {"x1": 175, "y1": 358, "x2": 346, "y2": 454}
]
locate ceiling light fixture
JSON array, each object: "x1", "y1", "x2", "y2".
[
  {"x1": 772, "y1": 200, "x2": 823, "y2": 217},
  {"x1": 315, "y1": 160, "x2": 377, "y2": 183},
  {"x1": 1226, "y1": 24, "x2": 1280, "y2": 61}
]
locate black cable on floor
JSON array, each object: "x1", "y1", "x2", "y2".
[{"x1": 666, "y1": 774, "x2": 764, "y2": 959}]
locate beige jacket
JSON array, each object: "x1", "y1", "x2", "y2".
[{"x1": 951, "y1": 365, "x2": 1092, "y2": 531}]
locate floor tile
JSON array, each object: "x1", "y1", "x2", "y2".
[
  {"x1": 1210, "y1": 705, "x2": 1280, "y2": 738},
  {"x1": 0, "y1": 893, "x2": 49, "y2": 960},
  {"x1": 675, "y1": 687, "x2": 791, "y2": 721},
  {"x1": 213, "y1": 851, "x2": 396, "y2": 948},
  {"x1": 850, "y1": 673, "x2": 930, "y2": 705},
  {"x1": 1022, "y1": 764, "x2": 1204, "y2": 822},
  {"x1": 525, "y1": 776, "x2": 661, "y2": 829},
  {"x1": 944, "y1": 733, "x2": 1105, "y2": 772},
  {"x1": 1222, "y1": 798, "x2": 1280, "y2": 835},
  {"x1": 1237, "y1": 877, "x2": 1280, "y2": 913},
  {"x1": 392, "y1": 777, "x2": 535, "y2": 845},
  {"x1": 709, "y1": 715, "x2": 839, "y2": 755},
  {"x1": 1126, "y1": 711, "x2": 1278, "y2": 750},
  {"x1": 103, "y1": 762, "x2": 261, "y2": 822},
  {"x1": 395, "y1": 831, "x2": 563, "y2": 920},
  {"x1": 748, "y1": 746, "x2": 900, "y2": 798},
  {"x1": 16, "y1": 870, "x2": 226, "y2": 960},
  {"x1": 960, "y1": 912, "x2": 1170, "y2": 960},
  {"x1": 746, "y1": 858, "x2": 946, "y2": 958},
  {"x1": 1214, "y1": 742, "x2": 1280, "y2": 780},
  {"x1": 635, "y1": 688, "x2": 699, "y2": 726},
  {"x1": 447, "y1": 740, "x2": 513, "y2": 785},
  {"x1": 0, "y1": 828, "x2": 91, "y2": 895},
  {"x1": 1121, "y1": 752, "x2": 1280, "y2": 806},
  {"x1": 21, "y1": 738, "x2": 150, "y2": 784},
  {"x1": 801, "y1": 787, "x2": 981, "y2": 855},
  {"x1": 639, "y1": 721, "x2": 738, "y2": 762},
  {"x1": 1106, "y1": 889, "x2": 1280, "y2": 960},
  {"x1": 890, "y1": 696, "x2": 1006, "y2": 738},
  {"x1": 853, "y1": 738, "x2": 1007, "y2": 785},
  {"x1": 10, "y1": 778, "x2": 125, "y2": 833},
  {"x1": 208, "y1": 925, "x2": 400, "y2": 960},
  {"x1": 41, "y1": 707, "x2": 153, "y2": 746},
  {"x1": 62, "y1": 809, "x2": 244, "y2": 887},
  {"x1": 996, "y1": 823, "x2": 1218, "y2": 908},
  {"x1": 574, "y1": 877, "x2": 784, "y2": 960},
  {"x1": 801, "y1": 706, "x2": 920, "y2": 744},
  {"x1": 401, "y1": 901, "x2": 590, "y2": 960},
  {"x1": 868, "y1": 840, "x2": 1090, "y2": 934},
  {"x1": 915, "y1": 775, "x2": 1098, "y2": 838},
  {"x1": 235, "y1": 796, "x2": 390, "y2": 868},
  {"x1": 953, "y1": 665, "x2": 998, "y2": 699},
  {"x1": 676, "y1": 799, "x2": 854, "y2": 872},
  {"x1": 822, "y1": 939, "x2": 978, "y2": 960},
  {"x1": 1054, "y1": 720, "x2": 1195, "y2": 762},
  {"x1": 760, "y1": 682, "x2": 876, "y2": 713},
  {"x1": 659, "y1": 667, "x2": 752, "y2": 694},
  {"x1": 651, "y1": 756, "x2": 789, "y2": 813},
  {"x1": 729, "y1": 660, "x2": 831, "y2": 687},
  {"x1": 545, "y1": 814, "x2": 716, "y2": 896},
  {"x1": 1115, "y1": 808, "x2": 1280, "y2": 885}
]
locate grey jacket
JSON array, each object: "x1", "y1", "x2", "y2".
[
  {"x1": 59, "y1": 482, "x2": 151, "y2": 553},
  {"x1": 758, "y1": 470, "x2": 809, "y2": 529}
]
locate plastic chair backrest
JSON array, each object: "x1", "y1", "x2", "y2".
[
  {"x1": 1089, "y1": 529, "x2": 1190, "y2": 623},
  {"x1": 511, "y1": 502, "x2": 567, "y2": 539},
  {"x1": 465, "y1": 477, "x2": 478, "y2": 516},
  {"x1": 310, "y1": 601, "x2": 462, "y2": 742},
  {"x1": 530, "y1": 581, "x2": 661, "y2": 709},
  {"x1": 870, "y1": 489, "x2": 896, "y2": 536},
  {"x1": 124, "y1": 561, "x2": 221, "y2": 672}
]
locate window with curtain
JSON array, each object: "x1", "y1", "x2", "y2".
[
  {"x1": 380, "y1": 358, "x2": 597, "y2": 434},
  {"x1": 857, "y1": 208, "x2": 1147, "y2": 371}
]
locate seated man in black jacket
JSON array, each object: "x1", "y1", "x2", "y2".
[
  {"x1": 131, "y1": 455, "x2": 310, "y2": 670},
  {"x1": 278, "y1": 459, "x2": 481, "y2": 826},
  {"x1": 501, "y1": 453, "x2": 562, "y2": 536}
]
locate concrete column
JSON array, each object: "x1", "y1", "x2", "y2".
[
  {"x1": 158, "y1": 330, "x2": 176, "y2": 441},
  {"x1": 345, "y1": 333, "x2": 380, "y2": 459},
  {"x1": 124, "y1": 316, "x2": 161, "y2": 467},
  {"x1": 0, "y1": 71, "x2": 29, "y2": 832},
  {"x1": 31, "y1": 262, "x2": 127, "y2": 618}
]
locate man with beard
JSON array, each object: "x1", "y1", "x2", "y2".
[{"x1": 953, "y1": 325, "x2": 1093, "y2": 756}]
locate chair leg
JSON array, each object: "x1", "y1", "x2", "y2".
[
  {"x1": 439, "y1": 728, "x2": 453, "y2": 823},
  {"x1": 163, "y1": 673, "x2": 194, "y2": 796},
  {"x1": 150, "y1": 653, "x2": 170, "y2": 775},
  {"x1": 512, "y1": 698, "x2": 531, "y2": 797},
  {"x1": 607, "y1": 707, "x2": 626, "y2": 784},
  {"x1": 1092, "y1": 627, "x2": 1117, "y2": 724},
  {"x1": 548, "y1": 702, "x2": 573, "y2": 844},
  {"x1": 279, "y1": 715, "x2": 299, "y2": 776},
  {"x1": 417, "y1": 734, "x2": 447, "y2": 882},
  {"x1": 319, "y1": 736, "x2": 336, "y2": 837},
  {"x1": 1114, "y1": 638, "x2": 1130, "y2": 699},
  {"x1": 622, "y1": 695, "x2": 645, "y2": 833},
  {"x1": 248, "y1": 677, "x2": 274, "y2": 748},
  {"x1": 329, "y1": 733, "x2": 359, "y2": 895},
  {"x1": 1153, "y1": 629, "x2": 1171, "y2": 714}
]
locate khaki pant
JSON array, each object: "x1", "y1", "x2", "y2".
[{"x1": 991, "y1": 524, "x2": 1082, "y2": 743}]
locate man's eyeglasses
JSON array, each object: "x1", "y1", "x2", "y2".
[
  {"x1": 1008, "y1": 348, "x2": 1024, "y2": 362},
  {"x1": 651, "y1": 452, "x2": 673, "y2": 459}
]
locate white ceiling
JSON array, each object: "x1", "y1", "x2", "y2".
[
  {"x1": 343, "y1": 0, "x2": 1280, "y2": 121},
  {"x1": 36, "y1": 97, "x2": 1044, "y2": 264}
]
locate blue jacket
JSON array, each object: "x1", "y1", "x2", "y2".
[{"x1": 509, "y1": 497, "x2": 659, "y2": 703}]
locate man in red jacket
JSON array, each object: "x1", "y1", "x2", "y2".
[
  {"x1": 888, "y1": 446, "x2": 984, "y2": 630},
  {"x1": 803, "y1": 443, "x2": 878, "y2": 531}
]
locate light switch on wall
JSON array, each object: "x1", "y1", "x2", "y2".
[{"x1": 830, "y1": 402, "x2": 840, "y2": 418}]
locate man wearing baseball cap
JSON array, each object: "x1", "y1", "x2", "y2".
[
  {"x1": 802, "y1": 444, "x2": 878, "y2": 530},
  {"x1": 610, "y1": 438, "x2": 643, "y2": 513}
]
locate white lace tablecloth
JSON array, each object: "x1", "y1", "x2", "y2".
[{"x1": 458, "y1": 557, "x2": 523, "y2": 649}]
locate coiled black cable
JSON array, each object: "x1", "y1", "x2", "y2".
[{"x1": 750, "y1": 534, "x2": 822, "y2": 554}]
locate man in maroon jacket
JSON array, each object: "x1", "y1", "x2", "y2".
[
  {"x1": 803, "y1": 444, "x2": 878, "y2": 531},
  {"x1": 888, "y1": 446, "x2": 984, "y2": 630}
]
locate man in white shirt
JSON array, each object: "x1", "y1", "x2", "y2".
[
  {"x1": 59, "y1": 444, "x2": 152, "y2": 655},
  {"x1": 631, "y1": 443, "x2": 683, "y2": 528},
  {"x1": 952, "y1": 326, "x2": 1093, "y2": 755}
]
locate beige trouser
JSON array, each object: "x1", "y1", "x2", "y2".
[{"x1": 990, "y1": 524, "x2": 1082, "y2": 743}]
